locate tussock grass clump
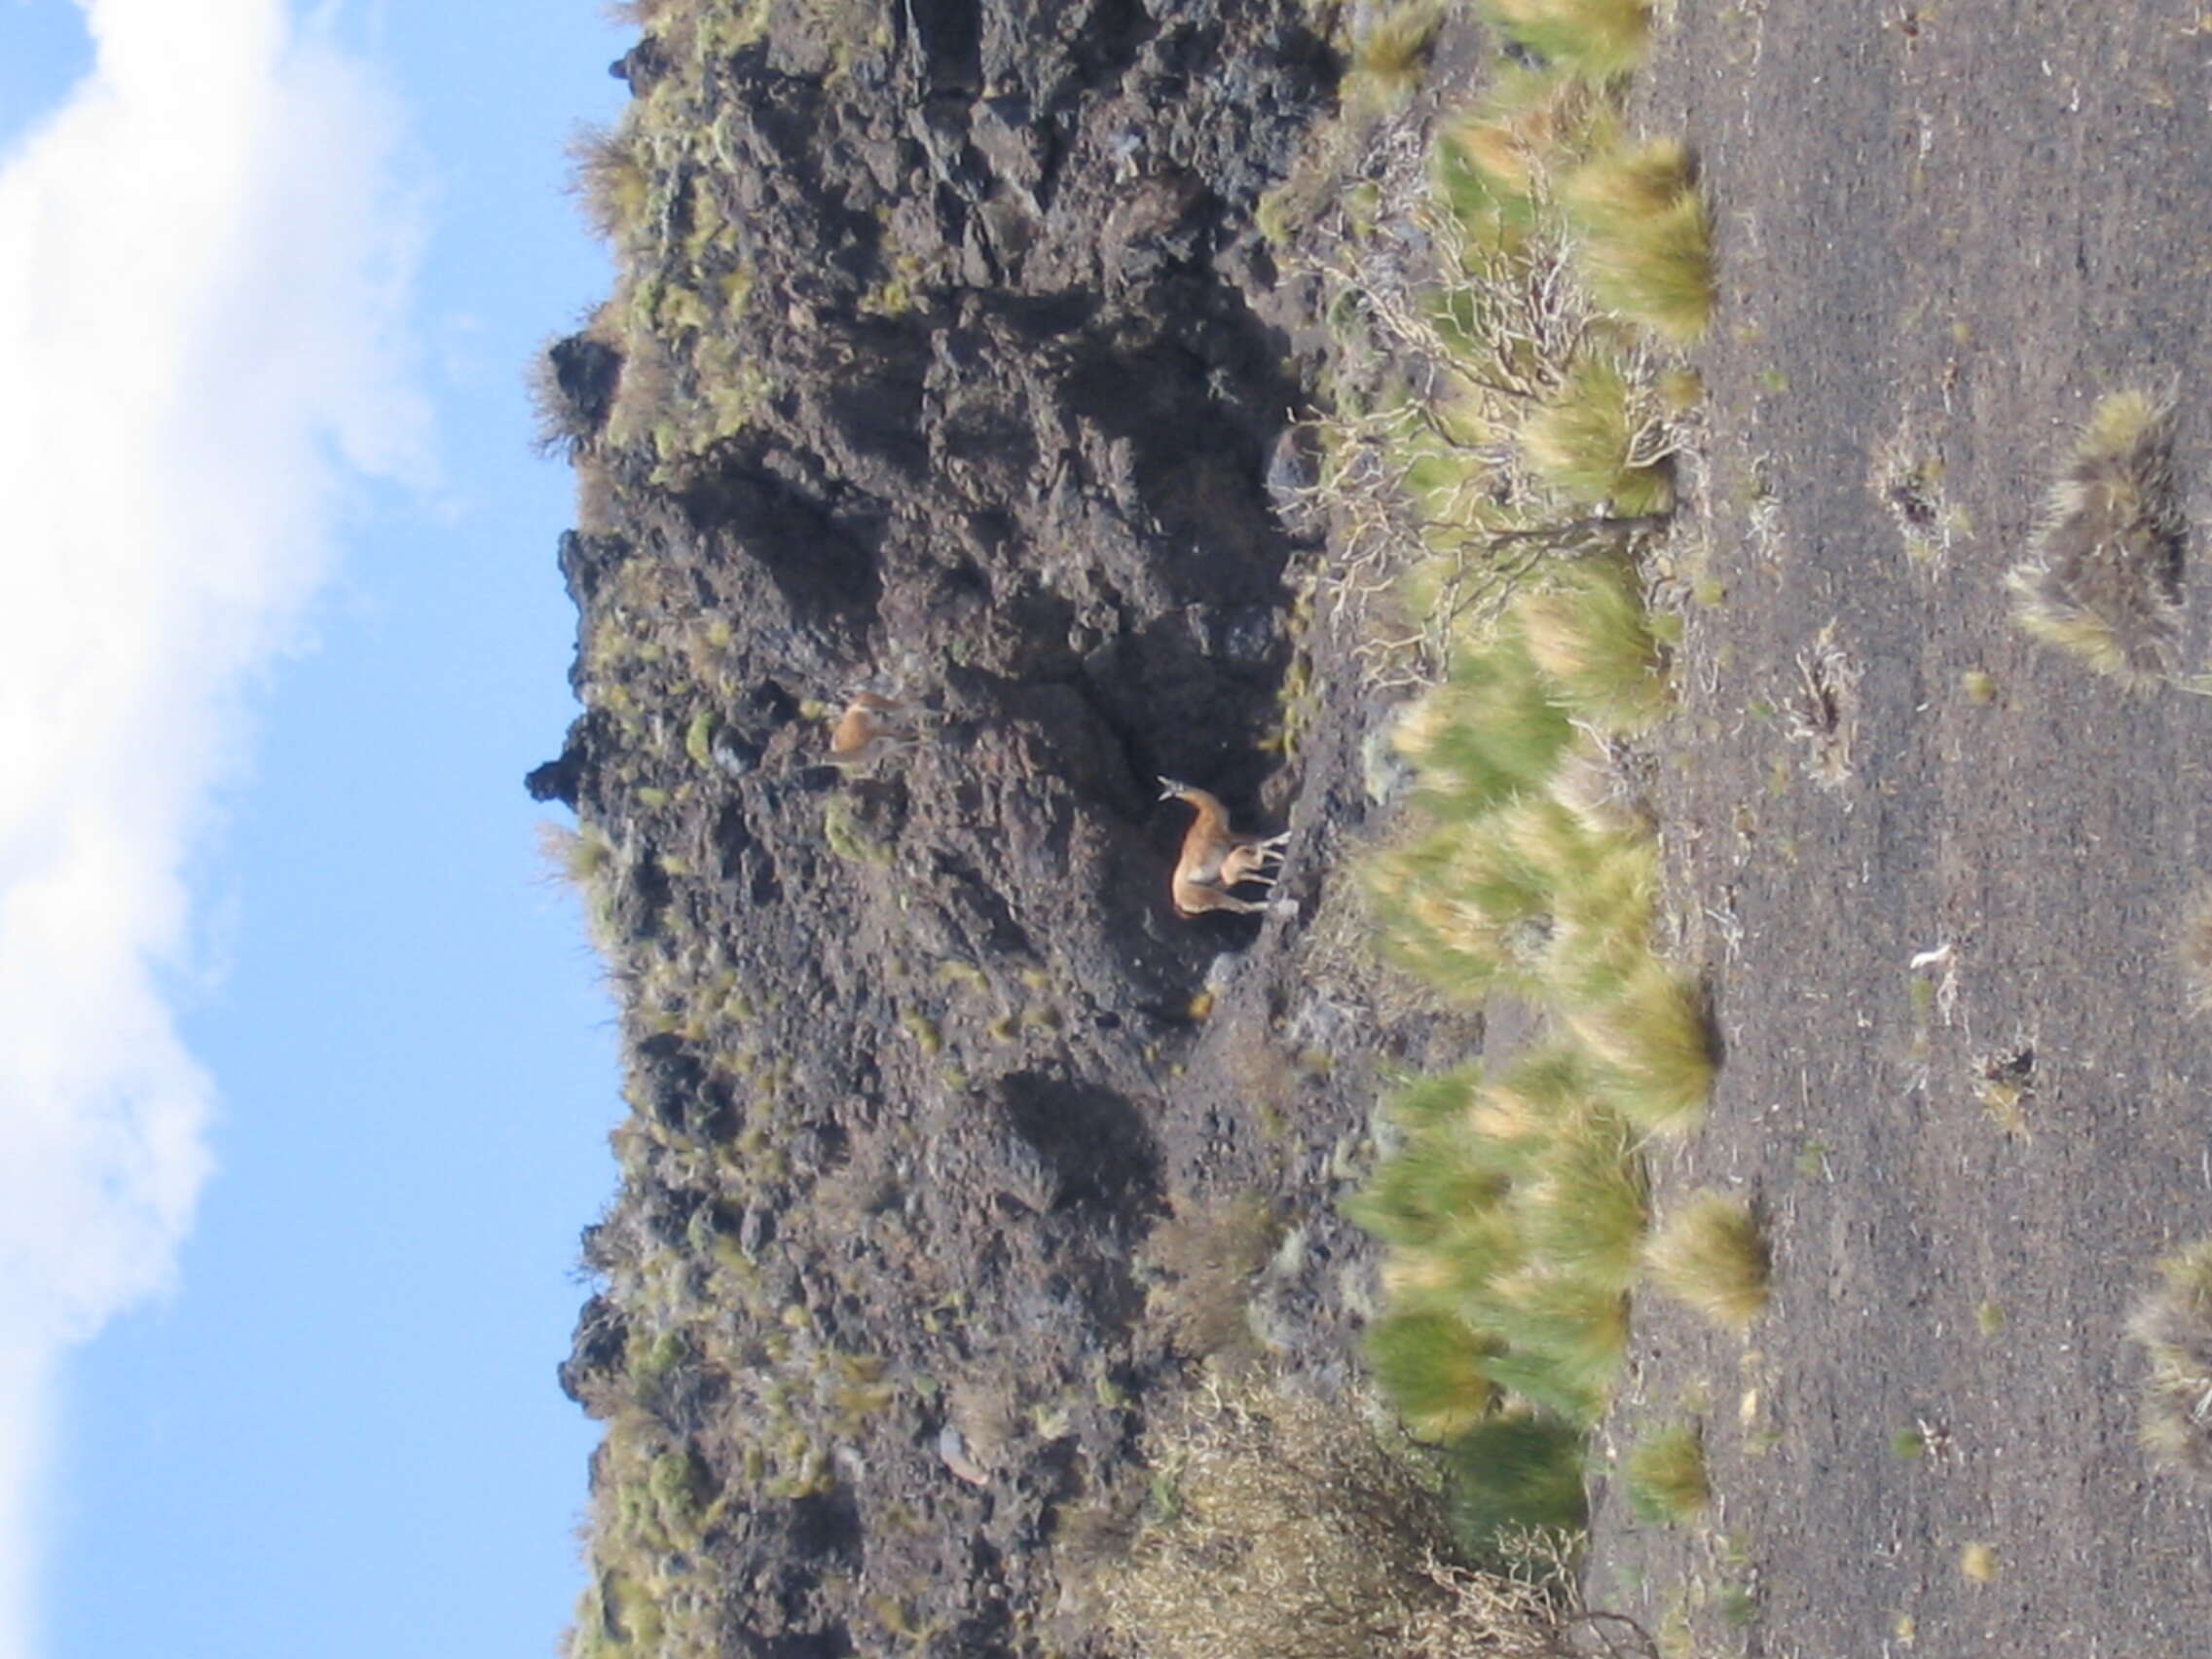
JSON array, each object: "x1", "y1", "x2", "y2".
[
  {"x1": 1562, "y1": 137, "x2": 1714, "y2": 344},
  {"x1": 1434, "y1": 69, "x2": 1608, "y2": 254},
  {"x1": 562, "y1": 1410, "x2": 727, "y2": 1659},
  {"x1": 1515, "y1": 1114, "x2": 1647, "y2": 1293},
  {"x1": 1345, "y1": 1, "x2": 1446, "y2": 112},
  {"x1": 1444, "y1": 1414, "x2": 1589, "y2": 1565},
  {"x1": 1475, "y1": 1270, "x2": 1627, "y2": 1423},
  {"x1": 1352, "y1": 1053, "x2": 1641, "y2": 1432},
  {"x1": 1519, "y1": 356, "x2": 1675, "y2": 514},
  {"x1": 1643, "y1": 1192, "x2": 1770, "y2": 1330},
  {"x1": 1350, "y1": 1087, "x2": 1509, "y2": 1249},
  {"x1": 541, "y1": 820, "x2": 615, "y2": 886},
  {"x1": 1366, "y1": 1309, "x2": 1501, "y2": 1440},
  {"x1": 2126, "y1": 1237, "x2": 2212, "y2": 1482},
  {"x1": 2007, "y1": 391, "x2": 2185, "y2": 688},
  {"x1": 1094, "y1": 1383, "x2": 1558, "y2": 1659},
  {"x1": 1513, "y1": 556, "x2": 1672, "y2": 733},
  {"x1": 1393, "y1": 632, "x2": 1574, "y2": 817},
  {"x1": 1539, "y1": 826, "x2": 1656, "y2": 1002},
  {"x1": 1474, "y1": 0, "x2": 1652, "y2": 81},
  {"x1": 1366, "y1": 793, "x2": 1592, "y2": 1002},
  {"x1": 1564, "y1": 960, "x2": 1713, "y2": 1133},
  {"x1": 569, "y1": 122, "x2": 651, "y2": 245},
  {"x1": 1366, "y1": 837, "x2": 1548, "y2": 1003},
  {"x1": 1622, "y1": 1423, "x2": 1709, "y2": 1524},
  {"x1": 1548, "y1": 732, "x2": 1650, "y2": 836}
]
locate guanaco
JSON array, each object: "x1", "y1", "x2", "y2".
[
  {"x1": 1158, "y1": 777, "x2": 1293, "y2": 918},
  {"x1": 828, "y1": 691, "x2": 926, "y2": 769}
]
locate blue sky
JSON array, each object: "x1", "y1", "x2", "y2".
[{"x1": 2, "y1": 3, "x2": 633, "y2": 1655}]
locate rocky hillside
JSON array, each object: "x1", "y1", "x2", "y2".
[
  {"x1": 527, "y1": 4, "x2": 1478, "y2": 1654},
  {"x1": 536, "y1": 1, "x2": 2212, "y2": 1655}
]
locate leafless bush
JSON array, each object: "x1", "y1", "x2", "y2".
[
  {"x1": 1281, "y1": 115, "x2": 1680, "y2": 689},
  {"x1": 1093, "y1": 1380, "x2": 1557, "y2": 1659}
]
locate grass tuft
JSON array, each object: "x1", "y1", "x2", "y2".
[
  {"x1": 1475, "y1": 1270, "x2": 1627, "y2": 1424},
  {"x1": 2006, "y1": 390, "x2": 2184, "y2": 688},
  {"x1": 1622, "y1": 1422, "x2": 1710, "y2": 1524},
  {"x1": 1365, "y1": 813, "x2": 1556, "y2": 1003},
  {"x1": 1565, "y1": 960, "x2": 1714, "y2": 1132},
  {"x1": 568, "y1": 122, "x2": 651, "y2": 244},
  {"x1": 1541, "y1": 826, "x2": 1656, "y2": 1002},
  {"x1": 1547, "y1": 732, "x2": 1651, "y2": 837},
  {"x1": 1365, "y1": 1309, "x2": 1500, "y2": 1441},
  {"x1": 1562, "y1": 138, "x2": 1714, "y2": 344},
  {"x1": 1519, "y1": 356, "x2": 1675, "y2": 513},
  {"x1": 1513, "y1": 556, "x2": 1672, "y2": 733},
  {"x1": 1473, "y1": 0, "x2": 1652, "y2": 81},
  {"x1": 1394, "y1": 630, "x2": 1575, "y2": 817},
  {"x1": 1347, "y1": 1104, "x2": 1509, "y2": 1252},
  {"x1": 1643, "y1": 1192, "x2": 1770, "y2": 1330},
  {"x1": 540, "y1": 820, "x2": 616, "y2": 887},
  {"x1": 2126, "y1": 1237, "x2": 2212, "y2": 1483},
  {"x1": 1434, "y1": 69, "x2": 1608, "y2": 253},
  {"x1": 1345, "y1": 2, "x2": 1446, "y2": 111},
  {"x1": 1444, "y1": 1414, "x2": 1589, "y2": 1567},
  {"x1": 1514, "y1": 1114, "x2": 1647, "y2": 1293}
]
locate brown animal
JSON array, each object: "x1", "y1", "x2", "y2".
[
  {"x1": 1159, "y1": 777, "x2": 1293, "y2": 918},
  {"x1": 828, "y1": 691, "x2": 924, "y2": 769}
]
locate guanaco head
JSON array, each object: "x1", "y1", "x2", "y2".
[{"x1": 1158, "y1": 776, "x2": 1193, "y2": 801}]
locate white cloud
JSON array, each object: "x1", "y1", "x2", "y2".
[{"x1": 0, "y1": 3, "x2": 427, "y2": 1653}]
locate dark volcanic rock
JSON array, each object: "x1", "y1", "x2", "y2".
[{"x1": 531, "y1": 6, "x2": 1472, "y2": 1657}]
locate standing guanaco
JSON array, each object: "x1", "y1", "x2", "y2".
[
  {"x1": 828, "y1": 691, "x2": 925, "y2": 769},
  {"x1": 1158, "y1": 778, "x2": 1293, "y2": 918}
]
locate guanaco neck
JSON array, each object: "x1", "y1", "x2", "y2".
[{"x1": 1172, "y1": 786, "x2": 1231, "y2": 844}]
